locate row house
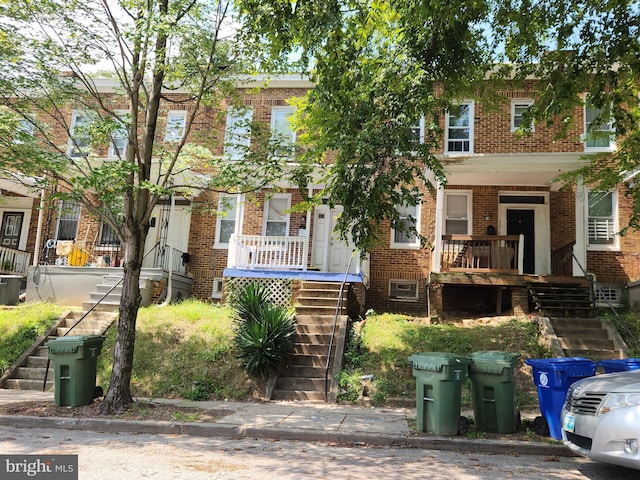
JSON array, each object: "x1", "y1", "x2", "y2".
[{"x1": 4, "y1": 75, "x2": 640, "y2": 317}]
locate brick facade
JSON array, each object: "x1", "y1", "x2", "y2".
[{"x1": 7, "y1": 78, "x2": 640, "y2": 317}]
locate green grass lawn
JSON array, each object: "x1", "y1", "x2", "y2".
[
  {"x1": 0, "y1": 303, "x2": 63, "y2": 375},
  {"x1": 6, "y1": 300, "x2": 640, "y2": 409},
  {"x1": 96, "y1": 299, "x2": 265, "y2": 401},
  {"x1": 339, "y1": 313, "x2": 552, "y2": 408}
]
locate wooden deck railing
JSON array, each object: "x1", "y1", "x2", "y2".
[
  {"x1": 228, "y1": 234, "x2": 308, "y2": 270},
  {"x1": 0, "y1": 246, "x2": 31, "y2": 277},
  {"x1": 441, "y1": 235, "x2": 523, "y2": 273}
]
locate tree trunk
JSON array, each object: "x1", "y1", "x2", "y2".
[{"x1": 99, "y1": 232, "x2": 145, "y2": 414}]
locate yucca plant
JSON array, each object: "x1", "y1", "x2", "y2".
[
  {"x1": 231, "y1": 282, "x2": 272, "y2": 327},
  {"x1": 233, "y1": 284, "x2": 296, "y2": 377}
]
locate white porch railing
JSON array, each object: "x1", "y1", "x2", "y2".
[
  {"x1": 228, "y1": 234, "x2": 308, "y2": 270},
  {"x1": 0, "y1": 246, "x2": 31, "y2": 277}
]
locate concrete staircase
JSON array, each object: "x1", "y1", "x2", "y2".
[
  {"x1": 547, "y1": 317, "x2": 627, "y2": 360},
  {"x1": 0, "y1": 310, "x2": 116, "y2": 391},
  {"x1": 270, "y1": 281, "x2": 349, "y2": 402},
  {"x1": 83, "y1": 274, "x2": 153, "y2": 312}
]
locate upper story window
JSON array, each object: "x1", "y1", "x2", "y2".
[
  {"x1": 584, "y1": 100, "x2": 615, "y2": 151},
  {"x1": 107, "y1": 111, "x2": 129, "y2": 159},
  {"x1": 410, "y1": 117, "x2": 425, "y2": 144},
  {"x1": 391, "y1": 201, "x2": 420, "y2": 248},
  {"x1": 14, "y1": 115, "x2": 35, "y2": 144},
  {"x1": 444, "y1": 191, "x2": 472, "y2": 235},
  {"x1": 445, "y1": 102, "x2": 473, "y2": 154},
  {"x1": 270, "y1": 107, "x2": 296, "y2": 157},
  {"x1": 263, "y1": 194, "x2": 290, "y2": 236},
  {"x1": 223, "y1": 107, "x2": 253, "y2": 160},
  {"x1": 54, "y1": 200, "x2": 81, "y2": 241},
  {"x1": 214, "y1": 194, "x2": 239, "y2": 248},
  {"x1": 512, "y1": 100, "x2": 534, "y2": 131},
  {"x1": 587, "y1": 190, "x2": 618, "y2": 250},
  {"x1": 164, "y1": 110, "x2": 187, "y2": 142},
  {"x1": 67, "y1": 111, "x2": 92, "y2": 158}
]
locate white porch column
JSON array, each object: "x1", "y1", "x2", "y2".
[
  {"x1": 574, "y1": 178, "x2": 587, "y2": 276},
  {"x1": 432, "y1": 182, "x2": 445, "y2": 272}
]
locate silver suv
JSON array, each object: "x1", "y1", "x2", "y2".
[{"x1": 562, "y1": 370, "x2": 640, "y2": 470}]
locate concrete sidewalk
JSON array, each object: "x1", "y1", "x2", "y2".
[{"x1": 0, "y1": 389, "x2": 568, "y2": 457}]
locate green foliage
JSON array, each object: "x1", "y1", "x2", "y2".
[
  {"x1": 337, "y1": 370, "x2": 363, "y2": 404},
  {"x1": 236, "y1": 0, "x2": 640, "y2": 249},
  {"x1": 0, "y1": 303, "x2": 62, "y2": 375},
  {"x1": 339, "y1": 313, "x2": 546, "y2": 407},
  {"x1": 233, "y1": 287, "x2": 297, "y2": 377},
  {"x1": 230, "y1": 282, "x2": 272, "y2": 326},
  {"x1": 96, "y1": 301, "x2": 260, "y2": 401}
]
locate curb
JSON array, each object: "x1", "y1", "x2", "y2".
[{"x1": 0, "y1": 414, "x2": 572, "y2": 457}]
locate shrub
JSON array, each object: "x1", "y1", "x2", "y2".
[{"x1": 233, "y1": 283, "x2": 296, "y2": 377}]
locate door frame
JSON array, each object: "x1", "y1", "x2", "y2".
[
  {"x1": 311, "y1": 204, "x2": 356, "y2": 273},
  {"x1": 498, "y1": 191, "x2": 550, "y2": 275}
]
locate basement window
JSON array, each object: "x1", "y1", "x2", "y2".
[
  {"x1": 595, "y1": 284, "x2": 622, "y2": 307},
  {"x1": 389, "y1": 280, "x2": 419, "y2": 301},
  {"x1": 212, "y1": 278, "x2": 223, "y2": 299}
]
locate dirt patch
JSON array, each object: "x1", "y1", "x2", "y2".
[{"x1": 0, "y1": 399, "x2": 233, "y2": 423}]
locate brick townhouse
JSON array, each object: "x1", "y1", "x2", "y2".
[{"x1": 3, "y1": 74, "x2": 639, "y2": 316}]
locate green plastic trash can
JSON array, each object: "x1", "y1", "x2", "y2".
[
  {"x1": 408, "y1": 352, "x2": 469, "y2": 435},
  {"x1": 45, "y1": 335, "x2": 106, "y2": 407},
  {"x1": 468, "y1": 351, "x2": 521, "y2": 433}
]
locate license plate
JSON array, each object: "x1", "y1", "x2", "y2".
[{"x1": 563, "y1": 413, "x2": 575, "y2": 433}]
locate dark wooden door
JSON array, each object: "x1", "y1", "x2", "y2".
[
  {"x1": 0, "y1": 212, "x2": 23, "y2": 248},
  {"x1": 507, "y1": 209, "x2": 535, "y2": 274}
]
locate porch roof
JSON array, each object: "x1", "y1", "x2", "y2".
[{"x1": 223, "y1": 268, "x2": 364, "y2": 284}]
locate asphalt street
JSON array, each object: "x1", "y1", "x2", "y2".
[{"x1": 2, "y1": 425, "x2": 640, "y2": 480}]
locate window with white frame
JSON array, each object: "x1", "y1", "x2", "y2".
[
  {"x1": 584, "y1": 100, "x2": 614, "y2": 151},
  {"x1": 511, "y1": 100, "x2": 534, "y2": 131},
  {"x1": 67, "y1": 111, "x2": 93, "y2": 158},
  {"x1": 445, "y1": 102, "x2": 473, "y2": 153},
  {"x1": 271, "y1": 107, "x2": 296, "y2": 157},
  {"x1": 587, "y1": 190, "x2": 617, "y2": 248},
  {"x1": 14, "y1": 115, "x2": 35, "y2": 144},
  {"x1": 444, "y1": 191, "x2": 471, "y2": 234},
  {"x1": 389, "y1": 280, "x2": 419, "y2": 301},
  {"x1": 223, "y1": 106, "x2": 253, "y2": 160},
  {"x1": 595, "y1": 284, "x2": 622, "y2": 307},
  {"x1": 54, "y1": 200, "x2": 81, "y2": 241},
  {"x1": 107, "y1": 111, "x2": 129, "y2": 159},
  {"x1": 164, "y1": 110, "x2": 187, "y2": 142},
  {"x1": 391, "y1": 201, "x2": 420, "y2": 248},
  {"x1": 211, "y1": 278, "x2": 224, "y2": 299},
  {"x1": 214, "y1": 194, "x2": 238, "y2": 248},
  {"x1": 264, "y1": 195, "x2": 290, "y2": 236},
  {"x1": 410, "y1": 117, "x2": 425, "y2": 144}
]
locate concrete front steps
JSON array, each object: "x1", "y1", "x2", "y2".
[
  {"x1": 548, "y1": 317, "x2": 627, "y2": 360},
  {"x1": 270, "y1": 281, "x2": 349, "y2": 402},
  {"x1": 0, "y1": 310, "x2": 116, "y2": 391},
  {"x1": 82, "y1": 273, "x2": 155, "y2": 312}
]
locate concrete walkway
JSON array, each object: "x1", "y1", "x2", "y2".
[{"x1": 0, "y1": 389, "x2": 568, "y2": 457}]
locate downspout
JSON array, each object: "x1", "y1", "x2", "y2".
[{"x1": 33, "y1": 188, "x2": 46, "y2": 266}]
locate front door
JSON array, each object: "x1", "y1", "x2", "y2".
[
  {"x1": 311, "y1": 205, "x2": 355, "y2": 272},
  {"x1": 507, "y1": 209, "x2": 535, "y2": 274},
  {"x1": 0, "y1": 212, "x2": 23, "y2": 249}
]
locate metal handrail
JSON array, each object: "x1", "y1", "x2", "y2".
[
  {"x1": 571, "y1": 252, "x2": 640, "y2": 352},
  {"x1": 324, "y1": 252, "x2": 356, "y2": 402},
  {"x1": 42, "y1": 242, "x2": 162, "y2": 391}
]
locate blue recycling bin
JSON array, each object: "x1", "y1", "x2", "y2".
[
  {"x1": 597, "y1": 358, "x2": 640, "y2": 373},
  {"x1": 525, "y1": 357, "x2": 596, "y2": 440}
]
